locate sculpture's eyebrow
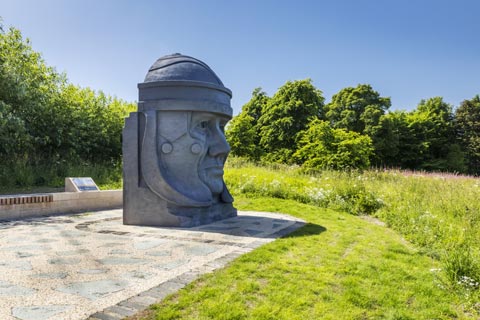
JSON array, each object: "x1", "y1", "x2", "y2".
[{"x1": 191, "y1": 112, "x2": 217, "y2": 123}]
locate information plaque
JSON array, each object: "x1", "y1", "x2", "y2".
[{"x1": 65, "y1": 177, "x2": 99, "y2": 192}]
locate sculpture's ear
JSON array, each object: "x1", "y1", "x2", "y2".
[
  {"x1": 141, "y1": 110, "x2": 211, "y2": 207},
  {"x1": 221, "y1": 183, "x2": 234, "y2": 203}
]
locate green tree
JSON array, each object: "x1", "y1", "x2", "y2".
[
  {"x1": 412, "y1": 97, "x2": 465, "y2": 172},
  {"x1": 226, "y1": 113, "x2": 257, "y2": 158},
  {"x1": 242, "y1": 87, "x2": 268, "y2": 123},
  {"x1": 226, "y1": 88, "x2": 269, "y2": 160},
  {"x1": 367, "y1": 111, "x2": 405, "y2": 167},
  {"x1": 0, "y1": 101, "x2": 31, "y2": 157},
  {"x1": 257, "y1": 79, "x2": 324, "y2": 163},
  {"x1": 0, "y1": 24, "x2": 134, "y2": 165},
  {"x1": 294, "y1": 119, "x2": 373, "y2": 170},
  {"x1": 455, "y1": 95, "x2": 480, "y2": 174},
  {"x1": 0, "y1": 26, "x2": 65, "y2": 162},
  {"x1": 325, "y1": 84, "x2": 391, "y2": 134}
]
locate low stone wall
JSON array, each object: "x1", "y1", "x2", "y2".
[{"x1": 0, "y1": 190, "x2": 122, "y2": 221}]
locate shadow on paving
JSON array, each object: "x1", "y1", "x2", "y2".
[
  {"x1": 0, "y1": 214, "x2": 326, "y2": 239},
  {"x1": 0, "y1": 216, "x2": 77, "y2": 230},
  {"x1": 191, "y1": 215, "x2": 327, "y2": 239}
]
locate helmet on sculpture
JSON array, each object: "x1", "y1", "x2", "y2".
[{"x1": 139, "y1": 53, "x2": 232, "y2": 117}]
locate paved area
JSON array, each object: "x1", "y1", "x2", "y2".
[{"x1": 0, "y1": 209, "x2": 305, "y2": 320}]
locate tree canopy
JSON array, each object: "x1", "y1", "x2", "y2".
[
  {"x1": 226, "y1": 88, "x2": 269, "y2": 160},
  {"x1": 0, "y1": 24, "x2": 135, "y2": 167},
  {"x1": 325, "y1": 84, "x2": 391, "y2": 134},
  {"x1": 257, "y1": 79, "x2": 324, "y2": 163},
  {"x1": 228, "y1": 81, "x2": 479, "y2": 174},
  {"x1": 455, "y1": 95, "x2": 480, "y2": 174}
]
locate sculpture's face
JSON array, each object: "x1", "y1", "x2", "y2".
[
  {"x1": 155, "y1": 110, "x2": 230, "y2": 203},
  {"x1": 190, "y1": 111, "x2": 230, "y2": 195}
]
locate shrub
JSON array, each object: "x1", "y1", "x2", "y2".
[{"x1": 294, "y1": 120, "x2": 373, "y2": 170}]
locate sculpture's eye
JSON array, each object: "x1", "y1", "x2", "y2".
[
  {"x1": 195, "y1": 120, "x2": 209, "y2": 134},
  {"x1": 219, "y1": 123, "x2": 226, "y2": 133}
]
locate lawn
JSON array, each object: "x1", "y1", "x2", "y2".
[
  {"x1": 130, "y1": 197, "x2": 464, "y2": 319},
  {"x1": 128, "y1": 160, "x2": 480, "y2": 319}
]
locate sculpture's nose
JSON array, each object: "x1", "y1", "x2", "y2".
[{"x1": 208, "y1": 123, "x2": 230, "y2": 157}]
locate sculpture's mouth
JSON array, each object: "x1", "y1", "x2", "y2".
[
  {"x1": 203, "y1": 166, "x2": 224, "y2": 175},
  {"x1": 200, "y1": 156, "x2": 225, "y2": 170}
]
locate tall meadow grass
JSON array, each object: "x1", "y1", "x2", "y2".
[{"x1": 225, "y1": 157, "x2": 480, "y2": 301}]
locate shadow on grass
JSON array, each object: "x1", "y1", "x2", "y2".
[{"x1": 283, "y1": 222, "x2": 327, "y2": 238}]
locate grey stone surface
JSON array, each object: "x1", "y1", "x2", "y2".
[
  {"x1": 11, "y1": 305, "x2": 72, "y2": 320},
  {"x1": 96, "y1": 257, "x2": 148, "y2": 265},
  {"x1": 121, "y1": 271, "x2": 154, "y2": 281},
  {"x1": 77, "y1": 269, "x2": 108, "y2": 275},
  {"x1": 244, "y1": 229, "x2": 263, "y2": 236},
  {"x1": 184, "y1": 244, "x2": 217, "y2": 256},
  {"x1": 56, "y1": 279, "x2": 129, "y2": 300},
  {"x1": 154, "y1": 259, "x2": 189, "y2": 270},
  {"x1": 103, "y1": 305, "x2": 137, "y2": 317},
  {"x1": 89, "y1": 312, "x2": 122, "y2": 320},
  {"x1": 56, "y1": 249, "x2": 89, "y2": 256},
  {"x1": 16, "y1": 252, "x2": 37, "y2": 258},
  {"x1": 133, "y1": 239, "x2": 167, "y2": 250},
  {"x1": 0, "y1": 260, "x2": 32, "y2": 270},
  {"x1": 0, "y1": 281, "x2": 35, "y2": 296},
  {"x1": 123, "y1": 54, "x2": 237, "y2": 227},
  {"x1": 146, "y1": 250, "x2": 171, "y2": 256},
  {"x1": 108, "y1": 249, "x2": 129, "y2": 255},
  {"x1": 48, "y1": 257, "x2": 81, "y2": 265},
  {"x1": 2, "y1": 244, "x2": 49, "y2": 251},
  {"x1": 32, "y1": 272, "x2": 68, "y2": 279}
]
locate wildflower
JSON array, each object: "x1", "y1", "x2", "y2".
[
  {"x1": 270, "y1": 179, "x2": 281, "y2": 188},
  {"x1": 458, "y1": 275, "x2": 480, "y2": 289}
]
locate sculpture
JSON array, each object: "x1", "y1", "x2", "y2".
[{"x1": 123, "y1": 54, "x2": 237, "y2": 227}]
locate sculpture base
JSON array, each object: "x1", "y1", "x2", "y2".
[{"x1": 123, "y1": 186, "x2": 237, "y2": 227}]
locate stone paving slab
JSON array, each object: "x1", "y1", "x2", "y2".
[{"x1": 0, "y1": 209, "x2": 304, "y2": 320}]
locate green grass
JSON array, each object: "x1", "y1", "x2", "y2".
[
  {"x1": 129, "y1": 159, "x2": 480, "y2": 319},
  {"x1": 224, "y1": 160, "x2": 480, "y2": 292},
  {"x1": 139, "y1": 197, "x2": 470, "y2": 319}
]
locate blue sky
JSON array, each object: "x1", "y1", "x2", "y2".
[{"x1": 1, "y1": 0, "x2": 479, "y2": 115}]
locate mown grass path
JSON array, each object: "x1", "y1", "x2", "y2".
[{"x1": 132, "y1": 197, "x2": 466, "y2": 320}]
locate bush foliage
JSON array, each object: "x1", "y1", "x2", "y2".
[{"x1": 0, "y1": 24, "x2": 134, "y2": 188}]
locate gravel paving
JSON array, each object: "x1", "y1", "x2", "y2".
[{"x1": 0, "y1": 209, "x2": 304, "y2": 320}]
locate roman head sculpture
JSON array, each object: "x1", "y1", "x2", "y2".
[{"x1": 123, "y1": 54, "x2": 237, "y2": 227}]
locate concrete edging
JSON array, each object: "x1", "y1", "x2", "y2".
[{"x1": 0, "y1": 190, "x2": 122, "y2": 221}]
